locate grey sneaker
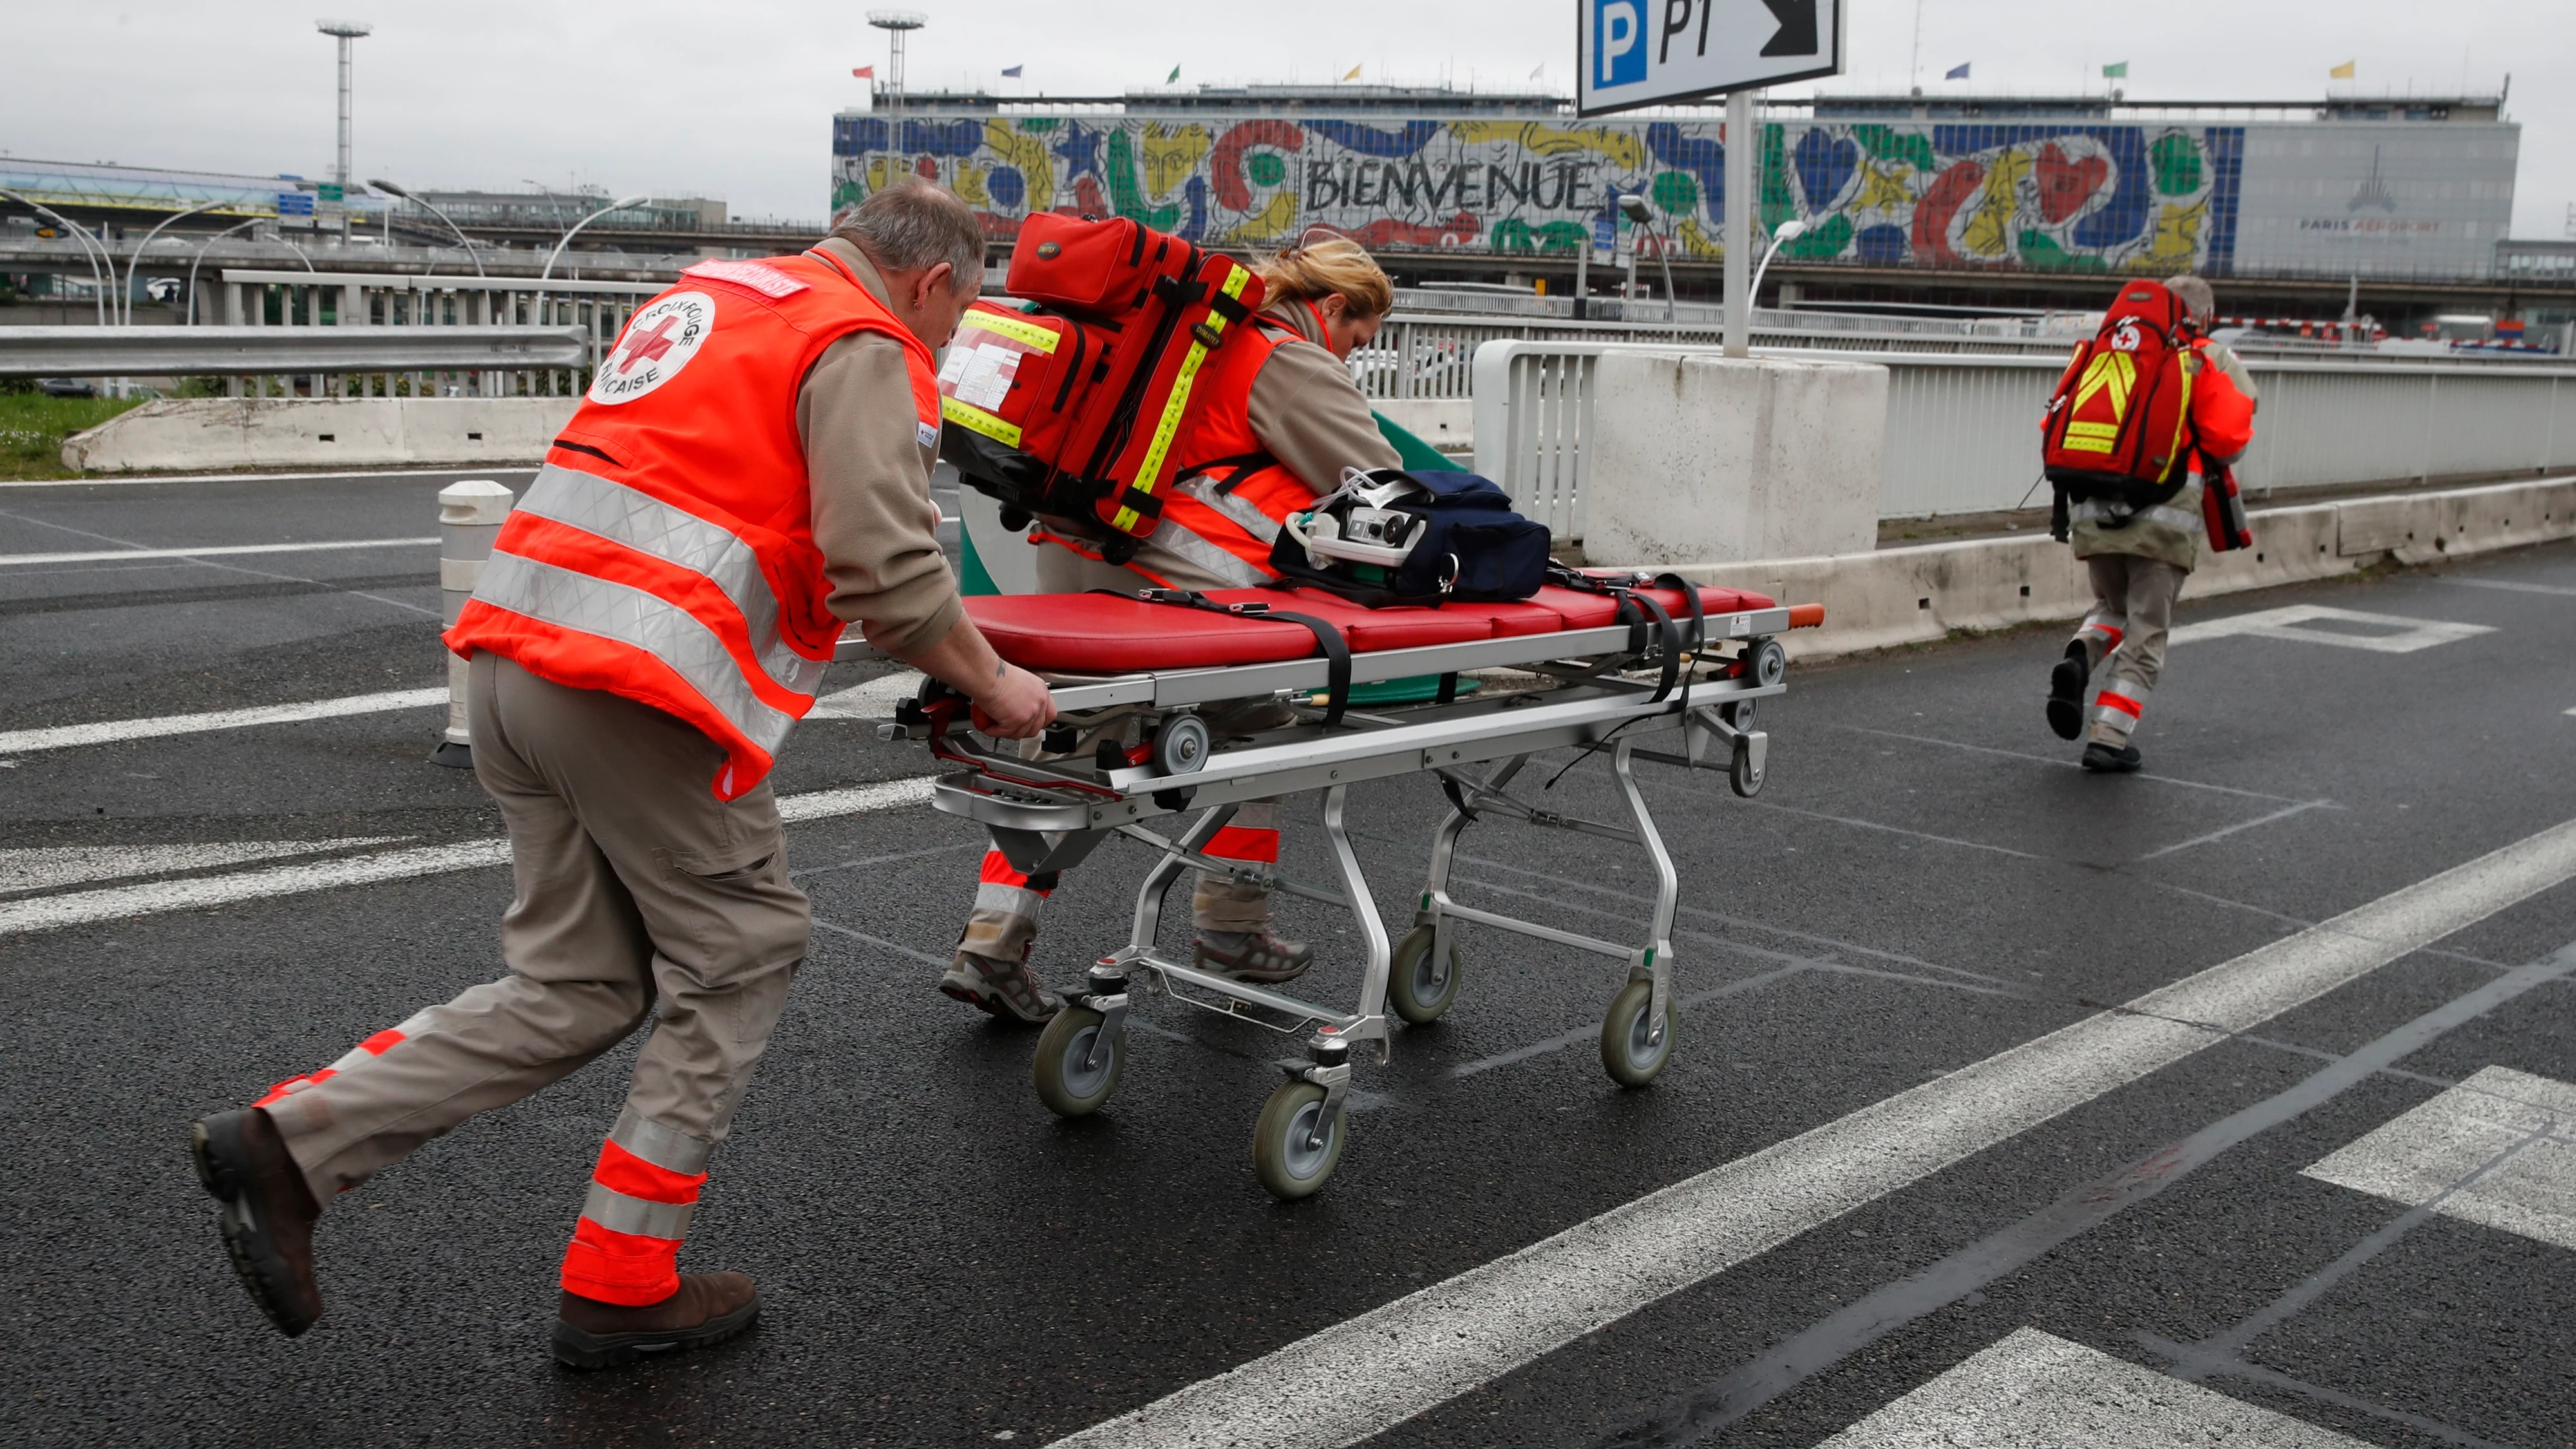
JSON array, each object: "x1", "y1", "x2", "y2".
[
  {"x1": 940, "y1": 950, "x2": 1063, "y2": 1024},
  {"x1": 1193, "y1": 929, "x2": 1317, "y2": 985}
]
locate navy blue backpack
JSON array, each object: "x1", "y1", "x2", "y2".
[{"x1": 1265, "y1": 468, "x2": 1552, "y2": 607}]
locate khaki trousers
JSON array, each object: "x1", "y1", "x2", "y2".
[
  {"x1": 263, "y1": 654, "x2": 811, "y2": 1222},
  {"x1": 954, "y1": 543, "x2": 1277, "y2": 963},
  {"x1": 2072, "y1": 553, "x2": 2188, "y2": 746}
]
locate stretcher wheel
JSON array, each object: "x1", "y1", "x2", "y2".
[
  {"x1": 1387, "y1": 925, "x2": 1464, "y2": 1025},
  {"x1": 1153, "y1": 714, "x2": 1209, "y2": 775},
  {"x1": 1252, "y1": 1081, "x2": 1346, "y2": 1200},
  {"x1": 1741, "y1": 638, "x2": 1788, "y2": 688},
  {"x1": 1032, "y1": 1006, "x2": 1124, "y2": 1117},
  {"x1": 1728, "y1": 733, "x2": 1765, "y2": 799},
  {"x1": 1721, "y1": 697, "x2": 1757, "y2": 730},
  {"x1": 1599, "y1": 980, "x2": 1678, "y2": 1088}
]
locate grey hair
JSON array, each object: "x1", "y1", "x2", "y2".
[
  {"x1": 831, "y1": 179, "x2": 985, "y2": 287},
  {"x1": 2166, "y1": 274, "x2": 2216, "y2": 327}
]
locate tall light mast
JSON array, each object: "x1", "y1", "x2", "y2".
[
  {"x1": 316, "y1": 19, "x2": 374, "y2": 242},
  {"x1": 867, "y1": 11, "x2": 926, "y2": 124}
]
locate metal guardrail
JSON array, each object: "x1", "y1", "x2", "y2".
[
  {"x1": 211, "y1": 269, "x2": 663, "y2": 398},
  {"x1": 0, "y1": 325, "x2": 589, "y2": 379},
  {"x1": 1471, "y1": 339, "x2": 2576, "y2": 537}
]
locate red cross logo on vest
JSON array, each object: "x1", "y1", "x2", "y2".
[
  {"x1": 587, "y1": 290, "x2": 715, "y2": 406},
  {"x1": 616, "y1": 314, "x2": 682, "y2": 374}
]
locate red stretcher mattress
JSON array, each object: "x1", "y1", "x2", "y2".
[{"x1": 965, "y1": 581, "x2": 1821, "y2": 674}]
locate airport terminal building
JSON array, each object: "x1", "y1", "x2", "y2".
[{"x1": 831, "y1": 86, "x2": 2520, "y2": 298}]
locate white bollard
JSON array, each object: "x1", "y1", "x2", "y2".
[{"x1": 430, "y1": 478, "x2": 516, "y2": 767}]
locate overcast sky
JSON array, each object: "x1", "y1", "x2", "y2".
[{"x1": 5, "y1": 0, "x2": 2569, "y2": 238}]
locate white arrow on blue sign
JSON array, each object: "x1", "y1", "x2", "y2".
[{"x1": 1577, "y1": 0, "x2": 1844, "y2": 116}]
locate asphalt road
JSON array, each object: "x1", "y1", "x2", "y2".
[{"x1": 2, "y1": 468, "x2": 2571, "y2": 1448}]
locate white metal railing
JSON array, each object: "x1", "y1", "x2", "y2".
[
  {"x1": 1471, "y1": 339, "x2": 2576, "y2": 537},
  {"x1": 213, "y1": 269, "x2": 663, "y2": 399},
  {"x1": 0, "y1": 325, "x2": 587, "y2": 379}
]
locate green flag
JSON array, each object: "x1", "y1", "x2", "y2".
[
  {"x1": 2101, "y1": 61, "x2": 2129, "y2": 79},
  {"x1": 1167, "y1": 64, "x2": 1181, "y2": 82}
]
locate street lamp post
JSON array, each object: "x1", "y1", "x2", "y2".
[
  {"x1": 869, "y1": 11, "x2": 926, "y2": 124},
  {"x1": 186, "y1": 216, "x2": 263, "y2": 325},
  {"x1": 1618, "y1": 192, "x2": 1678, "y2": 325},
  {"x1": 122, "y1": 200, "x2": 227, "y2": 325},
  {"x1": 542, "y1": 194, "x2": 651, "y2": 283},
  {"x1": 1747, "y1": 218, "x2": 1810, "y2": 327},
  {"x1": 371, "y1": 178, "x2": 486, "y2": 277},
  {"x1": 0, "y1": 189, "x2": 112, "y2": 327},
  {"x1": 317, "y1": 20, "x2": 374, "y2": 243}
]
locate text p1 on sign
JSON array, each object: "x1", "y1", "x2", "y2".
[{"x1": 1577, "y1": 0, "x2": 1844, "y2": 117}]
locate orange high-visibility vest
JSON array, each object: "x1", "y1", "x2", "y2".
[
  {"x1": 446, "y1": 251, "x2": 942, "y2": 798},
  {"x1": 1034, "y1": 312, "x2": 1326, "y2": 587}
]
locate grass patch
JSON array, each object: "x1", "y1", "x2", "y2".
[{"x1": 0, "y1": 393, "x2": 151, "y2": 480}]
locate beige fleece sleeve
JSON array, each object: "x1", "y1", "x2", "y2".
[
  {"x1": 1242, "y1": 337, "x2": 1403, "y2": 497},
  {"x1": 799, "y1": 330, "x2": 963, "y2": 657}
]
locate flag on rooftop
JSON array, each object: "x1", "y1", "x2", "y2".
[
  {"x1": 2331, "y1": 60, "x2": 2357, "y2": 79},
  {"x1": 1167, "y1": 64, "x2": 1181, "y2": 82},
  {"x1": 1529, "y1": 63, "x2": 1544, "y2": 80},
  {"x1": 2102, "y1": 61, "x2": 2129, "y2": 79},
  {"x1": 1001, "y1": 65, "x2": 1023, "y2": 78},
  {"x1": 1343, "y1": 64, "x2": 1363, "y2": 81},
  {"x1": 852, "y1": 66, "x2": 873, "y2": 79},
  {"x1": 1946, "y1": 62, "x2": 1971, "y2": 80}
]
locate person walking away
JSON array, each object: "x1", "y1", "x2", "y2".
[
  {"x1": 189, "y1": 180, "x2": 1057, "y2": 1367},
  {"x1": 2045, "y1": 274, "x2": 2256, "y2": 772},
  {"x1": 940, "y1": 236, "x2": 1404, "y2": 1022}
]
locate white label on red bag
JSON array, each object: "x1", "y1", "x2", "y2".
[{"x1": 589, "y1": 292, "x2": 715, "y2": 406}]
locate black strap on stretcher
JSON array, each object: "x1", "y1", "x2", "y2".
[
  {"x1": 1542, "y1": 565, "x2": 1707, "y2": 713},
  {"x1": 1095, "y1": 588, "x2": 1356, "y2": 729}
]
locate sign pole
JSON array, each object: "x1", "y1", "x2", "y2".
[{"x1": 1723, "y1": 88, "x2": 1756, "y2": 358}]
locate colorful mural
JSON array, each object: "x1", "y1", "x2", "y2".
[{"x1": 831, "y1": 113, "x2": 2247, "y2": 274}]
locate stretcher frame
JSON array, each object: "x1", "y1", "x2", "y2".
[{"x1": 880, "y1": 600, "x2": 1799, "y2": 1198}]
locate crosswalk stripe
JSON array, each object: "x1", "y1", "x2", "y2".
[
  {"x1": 0, "y1": 777, "x2": 936, "y2": 937},
  {"x1": 0, "y1": 688, "x2": 448, "y2": 754},
  {"x1": 0, "y1": 537, "x2": 439, "y2": 567},
  {"x1": 1046, "y1": 816, "x2": 2576, "y2": 1449}
]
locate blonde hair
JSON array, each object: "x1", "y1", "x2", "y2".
[{"x1": 1256, "y1": 237, "x2": 1393, "y2": 319}]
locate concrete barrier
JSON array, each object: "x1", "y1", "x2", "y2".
[
  {"x1": 59, "y1": 397, "x2": 578, "y2": 473},
  {"x1": 1584, "y1": 353, "x2": 1889, "y2": 567},
  {"x1": 1662, "y1": 475, "x2": 2576, "y2": 660},
  {"x1": 432, "y1": 479, "x2": 516, "y2": 766}
]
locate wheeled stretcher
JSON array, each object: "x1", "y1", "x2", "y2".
[{"x1": 876, "y1": 576, "x2": 1824, "y2": 1198}]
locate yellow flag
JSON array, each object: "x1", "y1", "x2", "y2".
[
  {"x1": 1342, "y1": 63, "x2": 1363, "y2": 81},
  {"x1": 2331, "y1": 60, "x2": 2356, "y2": 79}
]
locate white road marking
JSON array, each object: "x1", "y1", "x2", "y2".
[
  {"x1": 2302, "y1": 1065, "x2": 2576, "y2": 1251},
  {"x1": 0, "y1": 466, "x2": 538, "y2": 490},
  {"x1": 0, "y1": 537, "x2": 439, "y2": 567},
  {"x1": 0, "y1": 838, "x2": 404, "y2": 894},
  {"x1": 2171, "y1": 604, "x2": 2496, "y2": 653},
  {"x1": 0, "y1": 688, "x2": 447, "y2": 755},
  {"x1": 1817, "y1": 1329, "x2": 2368, "y2": 1448},
  {"x1": 0, "y1": 776, "x2": 936, "y2": 937},
  {"x1": 1047, "y1": 816, "x2": 2576, "y2": 1449},
  {"x1": 2435, "y1": 576, "x2": 2576, "y2": 599},
  {"x1": 806, "y1": 670, "x2": 926, "y2": 721}
]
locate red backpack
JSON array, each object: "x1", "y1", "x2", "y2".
[
  {"x1": 938, "y1": 213, "x2": 1264, "y2": 565},
  {"x1": 2041, "y1": 279, "x2": 2198, "y2": 535}
]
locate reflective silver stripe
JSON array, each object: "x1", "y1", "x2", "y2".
[
  {"x1": 1146, "y1": 519, "x2": 1268, "y2": 588},
  {"x1": 580, "y1": 1182, "x2": 695, "y2": 1240},
  {"x1": 1174, "y1": 474, "x2": 1283, "y2": 546},
  {"x1": 609, "y1": 1106, "x2": 713, "y2": 1177},
  {"x1": 2079, "y1": 612, "x2": 2124, "y2": 635},
  {"x1": 513, "y1": 462, "x2": 829, "y2": 699},
  {"x1": 475, "y1": 551, "x2": 800, "y2": 754},
  {"x1": 974, "y1": 880, "x2": 1044, "y2": 918}
]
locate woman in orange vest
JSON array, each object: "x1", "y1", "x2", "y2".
[{"x1": 941, "y1": 237, "x2": 1405, "y2": 1023}]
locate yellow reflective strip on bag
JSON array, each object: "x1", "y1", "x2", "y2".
[
  {"x1": 2065, "y1": 421, "x2": 2122, "y2": 441},
  {"x1": 956, "y1": 309, "x2": 1061, "y2": 352},
  {"x1": 941, "y1": 395, "x2": 1023, "y2": 447},
  {"x1": 1113, "y1": 264, "x2": 1256, "y2": 535}
]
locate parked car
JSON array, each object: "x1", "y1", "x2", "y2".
[{"x1": 37, "y1": 377, "x2": 97, "y2": 397}]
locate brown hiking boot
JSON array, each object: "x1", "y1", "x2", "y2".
[
  {"x1": 191, "y1": 1107, "x2": 324, "y2": 1336},
  {"x1": 1193, "y1": 927, "x2": 1317, "y2": 985},
  {"x1": 552, "y1": 1271, "x2": 761, "y2": 1369},
  {"x1": 940, "y1": 949, "x2": 1063, "y2": 1024}
]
